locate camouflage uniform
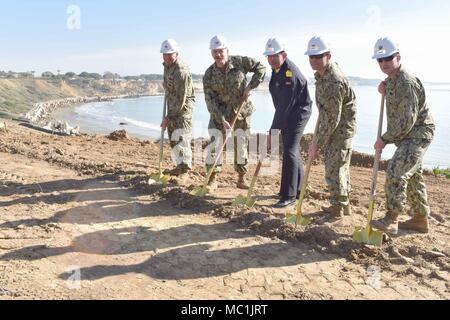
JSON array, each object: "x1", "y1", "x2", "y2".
[
  {"x1": 163, "y1": 59, "x2": 195, "y2": 169},
  {"x1": 203, "y1": 55, "x2": 266, "y2": 174},
  {"x1": 315, "y1": 62, "x2": 357, "y2": 206},
  {"x1": 382, "y1": 67, "x2": 435, "y2": 219}
]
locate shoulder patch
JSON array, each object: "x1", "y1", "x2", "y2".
[{"x1": 286, "y1": 70, "x2": 293, "y2": 78}]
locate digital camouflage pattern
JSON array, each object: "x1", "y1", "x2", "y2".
[
  {"x1": 203, "y1": 55, "x2": 266, "y2": 174},
  {"x1": 315, "y1": 62, "x2": 357, "y2": 149},
  {"x1": 324, "y1": 141, "x2": 353, "y2": 205},
  {"x1": 203, "y1": 55, "x2": 266, "y2": 124},
  {"x1": 382, "y1": 67, "x2": 434, "y2": 144},
  {"x1": 382, "y1": 67, "x2": 435, "y2": 219},
  {"x1": 163, "y1": 59, "x2": 195, "y2": 169},
  {"x1": 385, "y1": 138, "x2": 431, "y2": 219},
  {"x1": 314, "y1": 62, "x2": 357, "y2": 205},
  {"x1": 206, "y1": 118, "x2": 250, "y2": 174},
  {"x1": 167, "y1": 116, "x2": 192, "y2": 169}
]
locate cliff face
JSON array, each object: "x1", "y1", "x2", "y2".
[{"x1": 0, "y1": 78, "x2": 166, "y2": 116}]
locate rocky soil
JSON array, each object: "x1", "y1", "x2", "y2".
[{"x1": 0, "y1": 120, "x2": 449, "y2": 300}]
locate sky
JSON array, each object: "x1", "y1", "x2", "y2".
[{"x1": 1, "y1": 0, "x2": 449, "y2": 82}]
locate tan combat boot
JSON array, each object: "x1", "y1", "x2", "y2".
[
  {"x1": 237, "y1": 173, "x2": 249, "y2": 190},
  {"x1": 207, "y1": 172, "x2": 218, "y2": 191},
  {"x1": 399, "y1": 215, "x2": 429, "y2": 233},
  {"x1": 321, "y1": 204, "x2": 344, "y2": 218},
  {"x1": 371, "y1": 212, "x2": 399, "y2": 236}
]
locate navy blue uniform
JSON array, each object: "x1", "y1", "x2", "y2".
[{"x1": 269, "y1": 58, "x2": 312, "y2": 201}]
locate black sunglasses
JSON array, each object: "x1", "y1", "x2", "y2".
[
  {"x1": 309, "y1": 53, "x2": 326, "y2": 59},
  {"x1": 377, "y1": 54, "x2": 397, "y2": 63}
]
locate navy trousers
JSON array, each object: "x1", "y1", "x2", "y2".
[{"x1": 280, "y1": 119, "x2": 309, "y2": 200}]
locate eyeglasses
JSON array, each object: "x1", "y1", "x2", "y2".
[
  {"x1": 309, "y1": 53, "x2": 326, "y2": 60},
  {"x1": 377, "y1": 55, "x2": 396, "y2": 63}
]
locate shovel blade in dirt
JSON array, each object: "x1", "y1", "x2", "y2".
[
  {"x1": 233, "y1": 194, "x2": 256, "y2": 208},
  {"x1": 286, "y1": 211, "x2": 312, "y2": 227},
  {"x1": 352, "y1": 200, "x2": 384, "y2": 247},
  {"x1": 285, "y1": 186, "x2": 312, "y2": 227},
  {"x1": 190, "y1": 185, "x2": 209, "y2": 197},
  {"x1": 353, "y1": 226, "x2": 383, "y2": 247},
  {"x1": 147, "y1": 172, "x2": 170, "y2": 185},
  {"x1": 233, "y1": 166, "x2": 261, "y2": 208}
]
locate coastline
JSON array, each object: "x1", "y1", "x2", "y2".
[{"x1": 23, "y1": 93, "x2": 155, "y2": 125}]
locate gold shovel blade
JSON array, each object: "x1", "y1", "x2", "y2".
[
  {"x1": 286, "y1": 212, "x2": 312, "y2": 227},
  {"x1": 233, "y1": 195, "x2": 256, "y2": 208},
  {"x1": 353, "y1": 226, "x2": 384, "y2": 247},
  {"x1": 190, "y1": 185, "x2": 209, "y2": 197},
  {"x1": 148, "y1": 173, "x2": 170, "y2": 185},
  {"x1": 233, "y1": 195, "x2": 247, "y2": 206}
]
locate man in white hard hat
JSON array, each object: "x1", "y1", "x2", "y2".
[
  {"x1": 370, "y1": 37, "x2": 435, "y2": 235},
  {"x1": 263, "y1": 37, "x2": 312, "y2": 208},
  {"x1": 305, "y1": 36, "x2": 357, "y2": 218},
  {"x1": 160, "y1": 39, "x2": 195, "y2": 179},
  {"x1": 203, "y1": 35, "x2": 266, "y2": 190}
]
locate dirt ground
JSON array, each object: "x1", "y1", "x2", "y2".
[{"x1": 0, "y1": 120, "x2": 449, "y2": 300}]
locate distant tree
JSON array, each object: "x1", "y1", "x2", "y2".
[
  {"x1": 78, "y1": 72, "x2": 101, "y2": 80},
  {"x1": 103, "y1": 71, "x2": 115, "y2": 80},
  {"x1": 124, "y1": 76, "x2": 139, "y2": 81},
  {"x1": 18, "y1": 72, "x2": 34, "y2": 78},
  {"x1": 78, "y1": 72, "x2": 90, "y2": 78},
  {"x1": 65, "y1": 72, "x2": 76, "y2": 78},
  {"x1": 90, "y1": 73, "x2": 102, "y2": 80},
  {"x1": 6, "y1": 71, "x2": 18, "y2": 78},
  {"x1": 42, "y1": 71, "x2": 55, "y2": 78}
]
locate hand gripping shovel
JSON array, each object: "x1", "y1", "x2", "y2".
[
  {"x1": 233, "y1": 156, "x2": 263, "y2": 208},
  {"x1": 148, "y1": 95, "x2": 170, "y2": 185},
  {"x1": 353, "y1": 95, "x2": 386, "y2": 247},
  {"x1": 285, "y1": 118, "x2": 320, "y2": 227},
  {"x1": 191, "y1": 102, "x2": 246, "y2": 197}
]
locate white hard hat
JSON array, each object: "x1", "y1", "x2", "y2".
[
  {"x1": 160, "y1": 39, "x2": 179, "y2": 54},
  {"x1": 372, "y1": 37, "x2": 399, "y2": 59},
  {"x1": 263, "y1": 37, "x2": 285, "y2": 56},
  {"x1": 304, "y1": 36, "x2": 330, "y2": 56},
  {"x1": 209, "y1": 35, "x2": 228, "y2": 50}
]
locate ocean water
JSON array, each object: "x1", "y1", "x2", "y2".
[{"x1": 52, "y1": 85, "x2": 450, "y2": 168}]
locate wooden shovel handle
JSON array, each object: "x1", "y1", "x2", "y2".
[
  {"x1": 370, "y1": 94, "x2": 386, "y2": 200},
  {"x1": 208, "y1": 101, "x2": 248, "y2": 171},
  {"x1": 157, "y1": 95, "x2": 167, "y2": 173}
]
